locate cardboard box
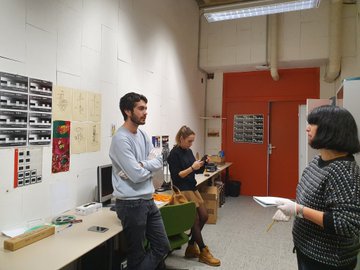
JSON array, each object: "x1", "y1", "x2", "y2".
[
  {"x1": 208, "y1": 155, "x2": 225, "y2": 165},
  {"x1": 200, "y1": 186, "x2": 218, "y2": 224},
  {"x1": 200, "y1": 186, "x2": 218, "y2": 200},
  {"x1": 204, "y1": 199, "x2": 218, "y2": 224},
  {"x1": 4, "y1": 225, "x2": 55, "y2": 251}
]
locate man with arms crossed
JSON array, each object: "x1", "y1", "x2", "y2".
[{"x1": 109, "y1": 92, "x2": 170, "y2": 270}]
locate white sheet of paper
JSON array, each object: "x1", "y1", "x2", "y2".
[
  {"x1": 253, "y1": 196, "x2": 291, "y2": 207},
  {"x1": 2, "y1": 227, "x2": 26, "y2": 238}
]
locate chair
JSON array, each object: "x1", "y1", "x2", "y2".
[{"x1": 160, "y1": 202, "x2": 196, "y2": 251}]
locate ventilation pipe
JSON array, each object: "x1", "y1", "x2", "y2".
[
  {"x1": 324, "y1": 0, "x2": 343, "y2": 82},
  {"x1": 269, "y1": 14, "x2": 279, "y2": 81}
]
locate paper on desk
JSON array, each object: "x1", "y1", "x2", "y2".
[
  {"x1": 2, "y1": 227, "x2": 27, "y2": 238},
  {"x1": 253, "y1": 196, "x2": 291, "y2": 207}
]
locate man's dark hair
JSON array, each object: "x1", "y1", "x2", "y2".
[
  {"x1": 308, "y1": 105, "x2": 360, "y2": 154},
  {"x1": 119, "y1": 92, "x2": 148, "y2": 121}
]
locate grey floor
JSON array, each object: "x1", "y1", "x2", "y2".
[{"x1": 165, "y1": 196, "x2": 297, "y2": 270}]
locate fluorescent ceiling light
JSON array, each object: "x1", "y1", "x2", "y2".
[{"x1": 203, "y1": 0, "x2": 321, "y2": 23}]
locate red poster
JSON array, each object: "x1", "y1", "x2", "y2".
[{"x1": 52, "y1": 121, "x2": 70, "y2": 173}]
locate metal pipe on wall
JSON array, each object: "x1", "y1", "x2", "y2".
[
  {"x1": 324, "y1": 0, "x2": 343, "y2": 82},
  {"x1": 269, "y1": 14, "x2": 280, "y2": 81}
]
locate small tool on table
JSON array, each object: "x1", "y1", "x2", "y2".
[{"x1": 69, "y1": 219, "x2": 83, "y2": 224}]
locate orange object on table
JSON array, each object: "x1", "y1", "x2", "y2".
[{"x1": 153, "y1": 193, "x2": 172, "y2": 202}]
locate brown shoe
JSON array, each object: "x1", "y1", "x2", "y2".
[
  {"x1": 199, "y1": 246, "x2": 221, "y2": 266},
  {"x1": 185, "y1": 243, "x2": 200, "y2": 258}
]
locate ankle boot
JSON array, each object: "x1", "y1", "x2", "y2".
[
  {"x1": 184, "y1": 243, "x2": 200, "y2": 258},
  {"x1": 199, "y1": 246, "x2": 221, "y2": 266}
]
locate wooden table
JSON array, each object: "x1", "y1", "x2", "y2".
[
  {"x1": 0, "y1": 208, "x2": 121, "y2": 270},
  {"x1": 195, "y1": 162, "x2": 232, "y2": 186}
]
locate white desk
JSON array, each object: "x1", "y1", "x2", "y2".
[
  {"x1": 0, "y1": 208, "x2": 121, "y2": 270},
  {"x1": 195, "y1": 162, "x2": 232, "y2": 186},
  {"x1": 0, "y1": 162, "x2": 233, "y2": 270}
]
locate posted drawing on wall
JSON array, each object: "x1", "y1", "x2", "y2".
[
  {"x1": 86, "y1": 122, "x2": 101, "y2": 152},
  {"x1": 70, "y1": 122, "x2": 87, "y2": 154},
  {"x1": 53, "y1": 86, "x2": 72, "y2": 121},
  {"x1": 152, "y1": 136, "x2": 160, "y2": 148},
  {"x1": 161, "y1": 135, "x2": 169, "y2": 147},
  {"x1": 52, "y1": 121, "x2": 70, "y2": 173}
]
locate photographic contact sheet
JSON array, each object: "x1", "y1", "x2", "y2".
[
  {"x1": 233, "y1": 114, "x2": 264, "y2": 144},
  {"x1": 0, "y1": 71, "x2": 52, "y2": 147}
]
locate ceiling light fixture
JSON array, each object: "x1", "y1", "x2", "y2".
[{"x1": 203, "y1": 0, "x2": 321, "y2": 23}]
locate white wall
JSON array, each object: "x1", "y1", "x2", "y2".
[
  {"x1": 204, "y1": 71, "x2": 223, "y2": 155},
  {"x1": 0, "y1": 0, "x2": 205, "y2": 231},
  {"x1": 201, "y1": 2, "x2": 360, "y2": 155}
]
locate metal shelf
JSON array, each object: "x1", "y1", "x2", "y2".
[{"x1": 200, "y1": 116, "x2": 227, "y2": 120}]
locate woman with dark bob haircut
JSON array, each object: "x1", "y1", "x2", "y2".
[
  {"x1": 308, "y1": 105, "x2": 360, "y2": 154},
  {"x1": 274, "y1": 105, "x2": 360, "y2": 270}
]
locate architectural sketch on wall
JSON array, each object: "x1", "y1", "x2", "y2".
[
  {"x1": 72, "y1": 89, "x2": 87, "y2": 121},
  {"x1": 87, "y1": 93, "x2": 101, "y2": 122},
  {"x1": 53, "y1": 86, "x2": 72, "y2": 120},
  {"x1": 0, "y1": 71, "x2": 52, "y2": 147},
  {"x1": 86, "y1": 122, "x2": 100, "y2": 152},
  {"x1": 70, "y1": 122, "x2": 87, "y2": 154},
  {"x1": 14, "y1": 147, "x2": 43, "y2": 188}
]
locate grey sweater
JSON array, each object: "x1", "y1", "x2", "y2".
[
  {"x1": 293, "y1": 155, "x2": 360, "y2": 267},
  {"x1": 109, "y1": 126, "x2": 162, "y2": 200}
]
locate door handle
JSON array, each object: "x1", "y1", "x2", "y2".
[{"x1": 268, "y1": 144, "x2": 276, "y2": 154}]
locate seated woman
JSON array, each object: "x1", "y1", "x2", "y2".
[{"x1": 167, "y1": 125, "x2": 220, "y2": 267}]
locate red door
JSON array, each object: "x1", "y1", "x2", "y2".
[
  {"x1": 225, "y1": 101, "x2": 268, "y2": 195},
  {"x1": 268, "y1": 101, "x2": 301, "y2": 198},
  {"x1": 224, "y1": 100, "x2": 301, "y2": 197}
]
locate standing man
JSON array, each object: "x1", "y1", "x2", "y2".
[{"x1": 109, "y1": 92, "x2": 170, "y2": 270}]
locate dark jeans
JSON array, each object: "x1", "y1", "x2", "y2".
[
  {"x1": 296, "y1": 248, "x2": 357, "y2": 270},
  {"x1": 115, "y1": 199, "x2": 170, "y2": 270}
]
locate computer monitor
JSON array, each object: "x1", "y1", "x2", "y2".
[{"x1": 97, "y1": 164, "x2": 113, "y2": 206}]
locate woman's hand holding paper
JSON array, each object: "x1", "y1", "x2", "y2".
[
  {"x1": 272, "y1": 209, "x2": 291, "y2": 222},
  {"x1": 276, "y1": 199, "x2": 298, "y2": 217}
]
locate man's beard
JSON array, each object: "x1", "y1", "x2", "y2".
[{"x1": 130, "y1": 114, "x2": 145, "y2": 125}]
